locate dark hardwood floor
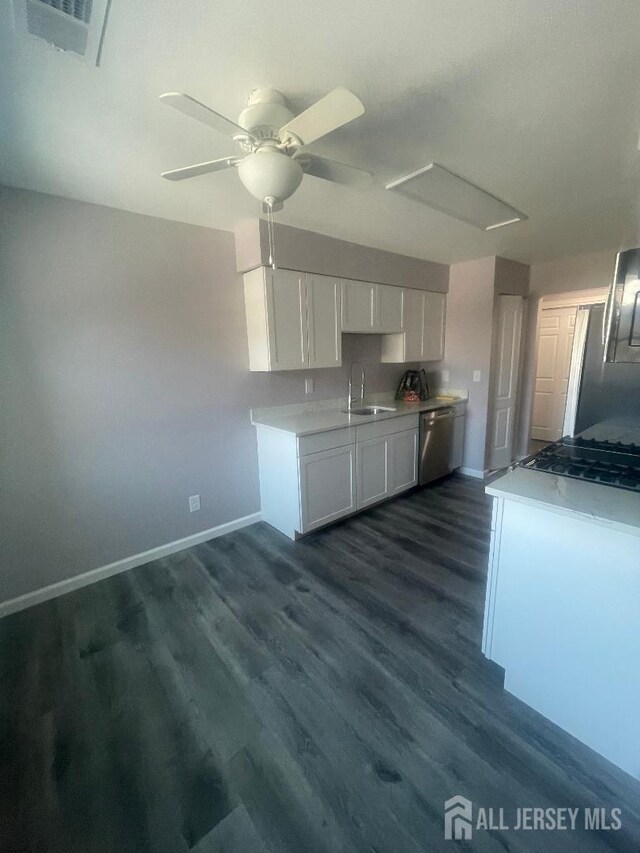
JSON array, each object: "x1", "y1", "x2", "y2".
[{"x1": 1, "y1": 474, "x2": 639, "y2": 852}]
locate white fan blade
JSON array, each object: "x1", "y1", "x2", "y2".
[
  {"x1": 279, "y1": 86, "x2": 364, "y2": 146},
  {"x1": 301, "y1": 154, "x2": 373, "y2": 188},
  {"x1": 160, "y1": 92, "x2": 245, "y2": 138},
  {"x1": 161, "y1": 157, "x2": 239, "y2": 181}
]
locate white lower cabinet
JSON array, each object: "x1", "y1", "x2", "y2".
[
  {"x1": 299, "y1": 445, "x2": 356, "y2": 533},
  {"x1": 356, "y1": 436, "x2": 390, "y2": 509},
  {"x1": 389, "y1": 428, "x2": 419, "y2": 494},
  {"x1": 256, "y1": 414, "x2": 420, "y2": 539}
]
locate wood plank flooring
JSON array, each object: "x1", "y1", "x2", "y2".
[{"x1": 1, "y1": 474, "x2": 639, "y2": 852}]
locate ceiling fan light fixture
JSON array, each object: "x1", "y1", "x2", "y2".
[
  {"x1": 237, "y1": 147, "x2": 303, "y2": 205},
  {"x1": 385, "y1": 162, "x2": 527, "y2": 230}
]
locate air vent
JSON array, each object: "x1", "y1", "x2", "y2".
[
  {"x1": 13, "y1": 0, "x2": 110, "y2": 65},
  {"x1": 38, "y1": 0, "x2": 93, "y2": 24}
]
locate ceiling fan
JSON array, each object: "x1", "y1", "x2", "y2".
[{"x1": 159, "y1": 86, "x2": 372, "y2": 213}]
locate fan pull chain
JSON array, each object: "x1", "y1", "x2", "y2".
[{"x1": 265, "y1": 198, "x2": 277, "y2": 270}]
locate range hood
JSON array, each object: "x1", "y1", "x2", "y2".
[{"x1": 604, "y1": 248, "x2": 640, "y2": 363}]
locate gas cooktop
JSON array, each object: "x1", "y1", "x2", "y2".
[{"x1": 520, "y1": 437, "x2": 640, "y2": 493}]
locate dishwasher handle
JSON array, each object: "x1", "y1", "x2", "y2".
[{"x1": 422, "y1": 408, "x2": 456, "y2": 423}]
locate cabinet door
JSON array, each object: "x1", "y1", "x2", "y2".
[
  {"x1": 306, "y1": 274, "x2": 342, "y2": 368},
  {"x1": 422, "y1": 292, "x2": 446, "y2": 361},
  {"x1": 356, "y1": 435, "x2": 390, "y2": 509},
  {"x1": 341, "y1": 279, "x2": 376, "y2": 332},
  {"x1": 404, "y1": 289, "x2": 426, "y2": 361},
  {"x1": 376, "y1": 284, "x2": 403, "y2": 333},
  {"x1": 389, "y1": 428, "x2": 419, "y2": 494},
  {"x1": 451, "y1": 413, "x2": 465, "y2": 470},
  {"x1": 299, "y1": 446, "x2": 356, "y2": 533},
  {"x1": 266, "y1": 269, "x2": 307, "y2": 370}
]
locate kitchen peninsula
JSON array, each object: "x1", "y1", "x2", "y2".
[{"x1": 483, "y1": 426, "x2": 640, "y2": 780}]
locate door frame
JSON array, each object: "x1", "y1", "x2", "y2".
[{"x1": 525, "y1": 287, "x2": 608, "y2": 450}]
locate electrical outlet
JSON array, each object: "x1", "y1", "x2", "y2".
[
  {"x1": 305, "y1": 377, "x2": 314, "y2": 395},
  {"x1": 473, "y1": 370, "x2": 482, "y2": 382},
  {"x1": 189, "y1": 494, "x2": 201, "y2": 513},
  {"x1": 441, "y1": 369, "x2": 450, "y2": 383}
]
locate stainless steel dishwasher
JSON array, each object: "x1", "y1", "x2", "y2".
[{"x1": 419, "y1": 408, "x2": 456, "y2": 485}]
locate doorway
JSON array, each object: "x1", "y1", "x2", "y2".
[{"x1": 529, "y1": 288, "x2": 607, "y2": 448}]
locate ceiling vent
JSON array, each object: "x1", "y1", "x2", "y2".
[{"x1": 13, "y1": 0, "x2": 110, "y2": 65}]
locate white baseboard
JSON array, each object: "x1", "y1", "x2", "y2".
[
  {"x1": 460, "y1": 466, "x2": 486, "y2": 479},
  {"x1": 0, "y1": 512, "x2": 262, "y2": 620}
]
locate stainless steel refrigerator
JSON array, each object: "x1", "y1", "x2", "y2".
[{"x1": 574, "y1": 302, "x2": 640, "y2": 434}]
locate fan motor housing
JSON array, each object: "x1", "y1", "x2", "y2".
[{"x1": 238, "y1": 88, "x2": 294, "y2": 139}]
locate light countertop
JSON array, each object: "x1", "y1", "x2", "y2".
[
  {"x1": 486, "y1": 467, "x2": 640, "y2": 538},
  {"x1": 251, "y1": 392, "x2": 467, "y2": 437}
]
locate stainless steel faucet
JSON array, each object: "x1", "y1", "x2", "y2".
[{"x1": 348, "y1": 361, "x2": 366, "y2": 409}]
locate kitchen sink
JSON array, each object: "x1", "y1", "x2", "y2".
[{"x1": 341, "y1": 405, "x2": 397, "y2": 416}]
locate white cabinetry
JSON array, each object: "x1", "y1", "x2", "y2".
[
  {"x1": 356, "y1": 436, "x2": 390, "y2": 509},
  {"x1": 483, "y1": 491, "x2": 640, "y2": 779},
  {"x1": 300, "y1": 445, "x2": 356, "y2": 531},
  {"x1": 255, "y1": 414, "x2": 419, "y2": 539},
  {"x1": 389, "y1": 428, "x2": 419, "y2": 494},
  {"x1": 244, "y1": 268, "x2": 340, "y2": 371},
  {"x1": 306, "y1": 273, "x2": 342, "y2": 369},
  {"x1": 422, "y1": 291, "x2": 446, "y2": 361},
  {"x1": 381, "y1": 289, "x2": 446, "y2": 363},
  {"x1": 376, "y1": 284, "x2": 404, "y2": 333},
  {"x1": 356, "y1": 420, "x2": 419, "y2": 508},
  {"x1": 341, "y1": 279, "x2": 377, "y2": 332},
  {"x1": 341, "y1": 279, "x2": 403, "y2": 333}
]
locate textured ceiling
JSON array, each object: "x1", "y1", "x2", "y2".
[{"x1": 1, "y1": 0, "x2": 639, "y2": 264}]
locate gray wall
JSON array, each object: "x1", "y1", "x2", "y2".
[
  {"x1": 440, "y1": 255, "x2": 530, "y2": 473},
  {"x1": 440, "y1": 257, "x2": 497, "y2": 473},
  {"x1": 235, "y1": 220, "x2": 449, "y2": 292},
  {"x1": 1, "y1": 186, "x2": 423, "y2": 603}
]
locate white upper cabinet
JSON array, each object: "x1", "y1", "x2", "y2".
[
  {"x1": 341, "y1": 279, "x2": 377, "y2": 332},
  {"x1": 376, "y1": 284, "x2": 404, "y2": 333},
  {"x1": 422, "y1": 291, "x2": 446, "y2": 361},
  {"x1": 244, "y1": 267, "x2": 444, "y2": 370},
  {"x1": 244, "y1": 268, "x2": 341, "y2": 371},
  {"x1": 341, "y1": 279, "x2": 403, "y2": 333},
  {"x1": 306, "y1": 274, "x2": 342, "y2": 369},
  {"x1": 265, "y1": 268, "x2": 307, "y2": 370},
  {"x1": 381, "y1": 288, "x2": 446, "y2": 363}
]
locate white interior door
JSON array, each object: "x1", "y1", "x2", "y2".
[
  {"x1": 562, "y1": 307, "x2": 590, "y2": 436},
  {"x1": 488, "y1": 295, "x2": 524, "y2": 470},
  {"x1": 531, "y1": 306, "x2": 576, "y2": 441}
]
